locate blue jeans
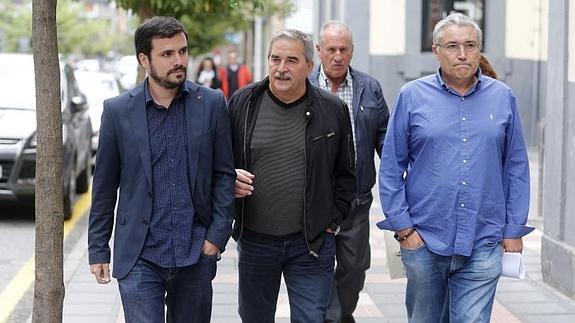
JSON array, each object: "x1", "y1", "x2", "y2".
[
  {"x1": 237, "y1": 232, "x2": 336, "y2": 323},
  {"x1": 401, "y1": 242, "x2": 503, "y2": 323},
  {"x1": 118, "y1": 256, "x2": 217, "y2": 323}
]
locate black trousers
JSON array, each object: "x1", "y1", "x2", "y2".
[{"x1": 325, "y1": 195, "x2": 373, "y2": 323}]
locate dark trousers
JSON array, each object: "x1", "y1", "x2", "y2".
[
  {"x1": 325, "y1": 195, "x2": 373, "y2": 323},
  {"x1": 118, "y1": 256, "x2": 217, "y2": 323},
  {"x1": 238, "y1": 232, "x2": 336, "y2": 323}
]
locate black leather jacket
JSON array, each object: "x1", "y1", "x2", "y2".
[{"x1": 228, "y1": 78, "x2": 356, "y2": 257}]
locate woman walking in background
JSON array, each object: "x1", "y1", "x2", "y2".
[{"x1": 196, "y1": 57, "x2": 221, "y2": 89}]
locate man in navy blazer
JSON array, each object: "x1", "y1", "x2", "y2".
[
  {"x1": 88, "y1": 17, "x2": 235, "y2": 323},
  {"x1": 309, "y1": 21, "x2": 389, "y2": 323}
]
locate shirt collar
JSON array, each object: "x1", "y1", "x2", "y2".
[
  {"x1": 319, "y1": 65, "x2": 352, "y2": 89},
  {"x1": 144, "y1": 77, "x2": 189, "y2": 106},
  {"x1": 435, "y1": 67, "x2": 483, "y2": 94}
]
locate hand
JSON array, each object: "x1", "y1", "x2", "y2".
[
  {"x1": 235, "y1": 169, "x2": 254, "y2": 198},
  {"x1": 399, "y1": 229, "x2": 424, "y2": 249},
  {"x1": 325, "y1": 223, "x2": 340, "y2": 235},
  {"x1": 202, "y1": 240, "x2": 220, "y2": 256},
  {"x1": 503, "y1": 238, "x2": 523, "y2": 253},
  {"x1": 90, "y1": 263, "x2": 111, "y2": 284}
]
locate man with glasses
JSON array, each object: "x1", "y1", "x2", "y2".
[{"x1": 378, "y1": 12, "x2": 532, "y2": 323}]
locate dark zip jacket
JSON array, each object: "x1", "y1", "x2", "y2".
[
  {"x1": 228, "y1": 77, "x2": 356, "y2": 257},
  {"x1": 309, "y1": 66, "x2": 389, "y2": 200}
]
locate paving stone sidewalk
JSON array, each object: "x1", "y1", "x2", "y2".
[
  {"x1": 57, "y1": 151, "x2": 575, "y2": 322},
  {"x1": 56, "y1": 209, "x2": 575, "y2": 323}
]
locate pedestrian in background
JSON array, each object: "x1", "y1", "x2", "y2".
[
  {"x1": 219, "y1": 50, "x2": 252, "y2": 98},
  {"x1": 88, "y1": 16, "x2": 236, "y2": 323},
  {"x1": 229, "y1": 29, "x2": 356, "y2": 323},
  {"x1": 378, "y1": 12, "x2": 533, "y2": 323},
  {"x1": 196, "y1": 56, "x2": 221, "y2": 89},
  {"x1": 309, "y1": 20, "x2": 389, "y2": 323}
]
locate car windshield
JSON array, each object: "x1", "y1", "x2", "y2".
[
  {"x1": 0, "y1": 54, "x2": 67, "y2": 111},
  {"x1": 0, "y1": 64, "x2": 37, "y2": 110}
]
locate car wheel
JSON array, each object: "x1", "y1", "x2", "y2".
[
  {"x1": 64, "y1": 170, "x2": 75, "y2": 221},
  {"x1": 76, "y1": 156, "x2": 90, "y2": 194}
]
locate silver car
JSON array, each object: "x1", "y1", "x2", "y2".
[{"x1": 0, "y1": 53, "x2": 92, "y2": 219}]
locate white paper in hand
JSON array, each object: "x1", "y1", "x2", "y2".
[{"x1": 501, "y1": 252, "x2": 525, "y2": 279}]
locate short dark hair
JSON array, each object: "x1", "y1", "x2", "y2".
[{"x1": 134, "y1": 16, "x2": 188, "y2": 65}]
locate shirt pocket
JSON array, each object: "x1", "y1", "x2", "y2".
[{"x1": 359, "y1": 105, "x2": 380, "y2": 128}]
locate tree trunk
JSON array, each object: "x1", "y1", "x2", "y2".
[{"x1": 31, "y1": 1, "x2": 65, "y2": 322}]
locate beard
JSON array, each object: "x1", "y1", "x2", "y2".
[{"x1": 149, "y1": 63, "x2": 187, "y2": 90}]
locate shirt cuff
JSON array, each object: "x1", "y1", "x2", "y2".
[
  {"x1": 503, "y1": 223, "x2": 535, "y2": 238},
  {"x1": 376, "y1": 212, "x2": 413, "y2": 231},
  {"x1": 205, "y1": 230, "x2": 228, "y2": 252}
]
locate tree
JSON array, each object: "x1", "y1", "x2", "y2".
[
  {"x1": 31, "y1": 0, "x2": 65, "y2": 322},
  {"x1": 0, "y1": 0, "x2": 133, "y2": 56},
  {"x1": 115, "y1": 0, "x2": 293, "y2": 56}
]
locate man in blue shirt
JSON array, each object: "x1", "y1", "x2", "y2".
[
  {"x1": 88, "y1": 17, "x2": 235, "y2": 323},
  {"x1": 378, "y1": 13, "x2": 533, "y2": 323}
]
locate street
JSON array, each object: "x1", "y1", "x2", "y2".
[
  {"x1": 0, "y1": 193, "x2": 90, "y2": 323},
  {"x1": 0, "y1": 205, "x2": 35, "y2": 323}
]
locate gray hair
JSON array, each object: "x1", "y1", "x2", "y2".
[
  {"x1": 433, "y1": 12, "x2": 482, "y2": 45},
  {"x1": 267, "y1": 29, "x2": 314, "y2": 63},
  {"x1": 319, "y1": 20, "x2": 354, "y2": 43}
]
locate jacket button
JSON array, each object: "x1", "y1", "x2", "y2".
[
  {"x1": 147, "y1": 191, "x2": 152, "y2": 198},
  {"x1": 142, "y1": 219, "x2": 149, "y2": 225}
]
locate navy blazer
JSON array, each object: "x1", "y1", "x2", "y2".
[
  {"x1": 88, "y1": 80, "x2": 236, "y2": 279},
  {"x1": 309, "y1": 66, "x2": 389, "y2": 197}
]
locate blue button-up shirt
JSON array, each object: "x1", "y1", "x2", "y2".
[
  {"x1": 378, "y1": 69, "x2": 533, "y2": 256},
  {"x1": 140, "y1": 79, "x2": 206, "y2": 267}
]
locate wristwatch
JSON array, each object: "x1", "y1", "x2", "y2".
[{"x1": 394, "y1": 228, "x2": 416, "y2": 242}]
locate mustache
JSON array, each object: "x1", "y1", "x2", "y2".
[
  {"x1": 168, "y1": 66, "x2": 187, "y2": 74},
  {"x1": 274, "y1": 72, "x2": 290, "y2": 79}
]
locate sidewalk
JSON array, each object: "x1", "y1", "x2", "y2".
[
  {"x1": 59, "y1": 213, "x2": 575, "y2": 323},
  {"x1": 59, "y1": 150, "x2": 575, "y2": 322}
]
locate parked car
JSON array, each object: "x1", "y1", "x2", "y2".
[
  {"x1": 74, "y1": 70, "x2": 120, "y2": 153},
  {"x1": 0, "y1": 53, "x2": 92, "y2": 219}
]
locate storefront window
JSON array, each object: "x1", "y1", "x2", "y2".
[{"x1": 421, "y1": 0, "x2": 485, "y2": 51}]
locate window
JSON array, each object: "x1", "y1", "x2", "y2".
[{"x1": 421, "y1": 0, "x2": 485, "y2": 51}]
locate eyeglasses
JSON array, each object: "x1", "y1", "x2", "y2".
[{"x1": 435, "y1": 42, "x2": 480, "y2": 53}]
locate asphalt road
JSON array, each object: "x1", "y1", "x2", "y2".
[
  {"x1": 0, "y1": 193, "x2": 90, "y2": 323},
  {"x1": 0, "y1": 204, "x2": 35, "y2": 293}
]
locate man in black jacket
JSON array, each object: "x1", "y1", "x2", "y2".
[{"x1": 229, "y1": 29, "x2": 356, "y2": 323}]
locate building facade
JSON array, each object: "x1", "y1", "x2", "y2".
[{"x1": 541, "y1": 0, "x2": 575, "y2": 300}]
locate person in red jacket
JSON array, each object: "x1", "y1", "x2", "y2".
[{"x1": 219, "y1": 50, "x2": 252, "y2": 98}]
